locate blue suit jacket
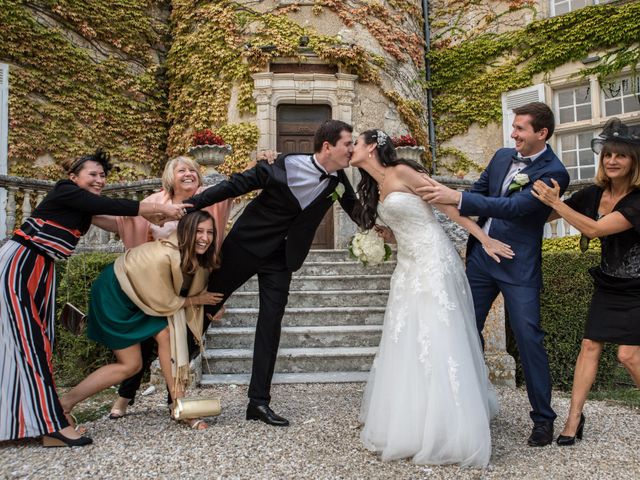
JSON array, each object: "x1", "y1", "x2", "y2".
[{"x1": 459, "y1": 146, "x2": 570, "y2": 287}]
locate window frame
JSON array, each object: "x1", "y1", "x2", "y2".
[{"x1": 549, "y1": 0, "x2": 603, "y2": 17}]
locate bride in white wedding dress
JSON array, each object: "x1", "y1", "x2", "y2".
[{"x1": 350, "y1": 130, "x2": 510, "y2": 467}]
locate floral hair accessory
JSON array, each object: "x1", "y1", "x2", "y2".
[{"x1": 373, "y1": 130, "x2": 388, "y2": 147}]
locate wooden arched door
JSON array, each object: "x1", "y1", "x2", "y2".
[{"x1": 277, "y1": 104, "x2": 334, "y2": 249}]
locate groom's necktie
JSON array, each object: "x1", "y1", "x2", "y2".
[
  {"x1": 310, "y1": 155, "x2": 330, "y2": 181},
  {"x1": 511, "y1": 154, "x2": 532, "y2": 165}
]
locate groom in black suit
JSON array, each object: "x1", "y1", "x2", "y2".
[{"x1": 187, "y1": 120, "x2": 361, "y2": 426}]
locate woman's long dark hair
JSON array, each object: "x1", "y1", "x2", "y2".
[
  {"x1": 354, "y1": 129, "x2": 429, "y2": 229},
  {"x1": 177, "y1": 211, "x2": 220, "y2": 274}
]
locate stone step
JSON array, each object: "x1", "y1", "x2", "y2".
[
  {"x1": 203, "y1": 346, "x2": 377, "y2": 374},
  {"x1": 206, "y1": 325, "x2": 383, "y2": 349},
  {"x1": 200, "y1": 371, "x2": 370, "y2": 385},
  {"x1": 296, "y1": 261, "x2": 395, "y2": 276},
  {"x1": 305, "y1": 249, "x2": 396, "y2": 263},
  {"x1": 238, "y1": 274, "x2": 392, "y2": 292},
  {"x1": 304, "y1": 249, "x2": 352, "y2": 262},
  {"x1": 218, "y1": 306, "x2": 386, "y2": 327},
  {"x1": 226, "y1": 290, "x2": 389, "y2": 308}
]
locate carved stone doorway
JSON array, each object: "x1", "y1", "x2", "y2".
[{"x1": 277, "y1": 104, "x2": 333, "y2": 249}]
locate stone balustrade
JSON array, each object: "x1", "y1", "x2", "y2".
[
  {"x1": 0, "y1": 173, "x2": 232, "y2": 249},
  {"x1": 0, "y1": 173, "x2": 593, "y2": 247}
]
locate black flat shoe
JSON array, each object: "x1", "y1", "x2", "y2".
[
  {"x1": 527, "y1": 421, "x2": 554, "y2": 447},
  {"x1": 556, "y1": 414, "x2": 586, "y2": 446},
  {"x1": 42, "y1": 431, "x2": 93, "y2": 448},
  {"x1": 246, "y1": 403, "x2": 290, "y2": 427}
]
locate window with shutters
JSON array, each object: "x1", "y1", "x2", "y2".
[
  {"x1": 551, "y1": 73, "x2": 640, "y2": 181},
  {"x1": 550, "y1": 0, "x2": 603, "y2": 16},
  {"x1": 503, "y1": 72, "x2": 640, "y2": 182},
  {"x1": 501, "y1": 84, "x2": 545, "y2": 148}
]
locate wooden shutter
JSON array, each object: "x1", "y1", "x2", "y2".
[{"x1": 501, "y1": 84, "x2": 545, "y2": 147}]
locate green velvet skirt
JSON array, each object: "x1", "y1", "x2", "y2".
[{"x1": 86, "y1": 263, "x2": 167, "y2": 350}]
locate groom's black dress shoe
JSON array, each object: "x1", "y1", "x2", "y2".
[
  {"x1": 246, "y1": 403, "x2": 290, "y2": 427},
  {"x1": 527, "y1": 421, "x2": 554, "y2": 447}
]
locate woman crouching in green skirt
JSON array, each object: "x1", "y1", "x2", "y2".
[{"x1": 60, "y1": 211, "x2": 223, "y2": 433}]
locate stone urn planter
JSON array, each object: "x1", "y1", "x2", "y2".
[
  {"x1": 188, "y1": 144, "x2": 232, "y2": 175},
  {"x1": 395, "y1": 145, "x2": 425, "y2": 162}
]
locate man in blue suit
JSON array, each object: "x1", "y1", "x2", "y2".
[{"x1": 419, "y1": 102, "x2": 570, "y2": 446}]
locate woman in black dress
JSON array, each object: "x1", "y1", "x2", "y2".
[
  {"x1": 532, "y1": 118, "x2": 640, "y2": 446},
  {"x1": 0, "y1": 150, "x2": 188, "y2": 447}
]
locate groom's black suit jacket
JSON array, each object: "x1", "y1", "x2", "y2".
[{"x1": 188, "y1": 153, "x2": 361, "y2": 271}]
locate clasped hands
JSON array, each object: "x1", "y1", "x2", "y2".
[{"x1": 141, "y1": 203, "x2": 193, "y2": 226}]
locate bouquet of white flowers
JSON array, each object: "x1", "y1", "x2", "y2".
[{"x1": 348, "y1": 229, "x2": 392, "y2": 266}]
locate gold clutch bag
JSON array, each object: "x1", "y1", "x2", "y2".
[{"x1": 172, "y1": 397, "x2": 221, "y2": 420}]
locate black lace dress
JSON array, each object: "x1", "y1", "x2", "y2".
[{"x1": 564, "y1": 186, "x2": 640, "y2": 345}]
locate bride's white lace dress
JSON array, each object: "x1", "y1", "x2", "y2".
[{"x1": 359, "y1": 192, "x2": 498, "y2": 467}]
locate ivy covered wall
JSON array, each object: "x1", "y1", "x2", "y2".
[
  {"x1": 0, "y1": 0, "x2": 170, "y2": 180},
  {"x1": 4, "y1": 1, "x2": 634, "y2": 180},
  {"x1": 429, "y1": 0, "x2": 640, "y2": 173},
  {"x1": 167, "y1": 0, "x2": 428, "y2": 174},
  {"x1": 1, "y1": 0, "x2": 431, "y2": 178}
]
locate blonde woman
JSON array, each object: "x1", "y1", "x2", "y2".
[{"x1": 93, "y1": 156, "x2": 231, "y2": 419}]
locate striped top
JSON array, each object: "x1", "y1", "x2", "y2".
[{"x1": 13, "y1": 218, "x2": 81, "y2": 260}]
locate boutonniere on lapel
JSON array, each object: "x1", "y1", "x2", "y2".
[
  {"x1": 329, "y1": 182, "x2": 345, "y2": 201},
  {"x1": 508, "y1": 173, "x2": 530, "y2": 193}
]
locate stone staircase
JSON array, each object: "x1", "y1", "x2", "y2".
[{"x1": 201, "y1": 249, "x2": 394, "y2": 385}]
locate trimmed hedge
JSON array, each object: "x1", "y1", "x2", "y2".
[
  {"x1": 541, "y1": 234, "x2": 601, "y2": 253},
  {"x1": 540, "y1": 250, "x2": 630, "y2": 390},
  {"x1": 507, "y1": 245, "x2": 633, "y2": 391},
  {"x1": 54, "y1": 242, "x2": 631, "y2": 390},
  {"x1": 54, "y1": 253, "x2": 118, "y2": 386}
]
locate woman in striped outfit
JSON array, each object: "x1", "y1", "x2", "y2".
[{"x1": 0, "y1": 150, "x2": 188, "y2": 447}]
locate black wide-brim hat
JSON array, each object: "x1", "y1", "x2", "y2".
[{"x1": 591, "y1": 117, "x2": 640, "y2": 154}]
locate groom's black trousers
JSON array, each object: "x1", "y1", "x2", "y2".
[{"x1": 205, "y1": 239, "x2": 292, "y2": 406}]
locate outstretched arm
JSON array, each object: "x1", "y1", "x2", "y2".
[
  {"x1": 187, "y1": 161, "x2": 271, "y2": 210},
  {"x1": 532, "y1": 179, "x2": 632, "y2": 238},
  {"x1": 397, "y1": 166, "x2": 514, "y2": 262}
]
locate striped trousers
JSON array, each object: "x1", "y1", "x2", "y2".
[{"x1": 0, "y1": 240, "x2": 68, "y2": 440}]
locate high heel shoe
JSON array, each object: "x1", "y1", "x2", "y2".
[
  {"x1": 556, "y1": 414, "x2": 585, "y2": 446},
  {"x1": 42, "y1": 430, "x2": 93, "y2": 448}
]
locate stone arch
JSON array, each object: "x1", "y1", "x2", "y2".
[{"x1": 252, "y1": 71, "x2": 358, "y2": 151}]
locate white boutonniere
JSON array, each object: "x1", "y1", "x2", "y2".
[
  {"x1": 508, "y1": 173, "x2": 530, "y2": 193},
  {"x1": 329, "y1": 183, "x2": 345, "y2": 201}
]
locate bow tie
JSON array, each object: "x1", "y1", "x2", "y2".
[
  {"x1": 511, "y1": 154, "x2": 532, "y2": 165},
  {"x1": 310, "y1": 155, "x2": 331, "y2": 181}
]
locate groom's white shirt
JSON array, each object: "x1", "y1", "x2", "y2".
[{"x1": 285, "y1": 154, "x2": 337, "y2": 209}]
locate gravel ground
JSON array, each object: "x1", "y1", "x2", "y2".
[{"x1": 1, "y1": 384, "x2": 638, "y2": 480}]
